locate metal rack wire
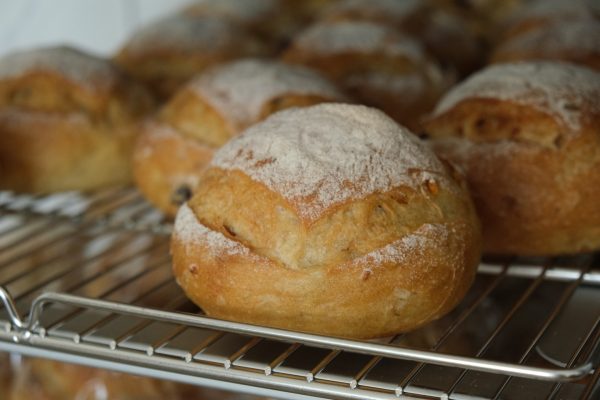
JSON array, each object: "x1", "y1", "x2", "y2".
[{"x1": 0, "y1": 188, "x2": 598, "y2": 399}]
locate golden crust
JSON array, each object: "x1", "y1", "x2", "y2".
[
  {"x1": 0, "y1": 72, "x2": 152, "y2": 119},
  {"x1": 0, "y1": 47, "x2": 154, "y2": 193},
  {"x1": 0, "y1": 47, "x2": 154, "y2": 119},
  {"x1": 188, "y1": 167, "x2": 477, "y2": 267},
  {"x1": 171, "y1": 105, "x2": 481, "y2": 338},
  {"x1": 0, "y1": 111, "x2": 135, "y2": 193},
  {"x1": 133, "y1": 68, "x2": 343, "y2": 216},
  {"x1": 425, "y1": 96, "x2": 600, "y2": 255},
  {"x1": 173, "y1": 177, "x2": 480, "y2": 338},
  {"x1": 426, "y1": 98, "x2": 570, "y2": 148},
  {"x1": 159, "y1": 87, "x2": 235, "y2": 147},
  {"x1": 1, "y1": 73, "x2": 109, "y2": 115},
  {"x1": 165, "y1": 60, "x2": 345, "y2": 139},
  {"x1": 133, "y1": 121, "x2": 215, "y2": 216}
]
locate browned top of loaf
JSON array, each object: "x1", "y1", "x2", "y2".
[
  {"x1": 188, "y1": 59, "x2": 344, "y2": 132},
  {"x1": 431, "y1": 61, "x2": 600, "y2": 136},
  {"x1": 288, "y1": 20, "x2": 426, "y2": 62},
  {"x1": 0, "y1": 46, "x2": 152, "y2": 118},
  {"x1": 211, "y1": 103, "x2": 450, "y2": 223},
  {"x1": 0, "y1": 46, "x2": 119, "y2": 94}
]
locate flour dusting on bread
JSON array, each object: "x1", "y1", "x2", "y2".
[
  {"x1": 122, "y1": 14, "x2": 244, "y2": 56},
  {"x1": 190, "y1": 59, "x2": 343, "y2": 131},
  {"x1": 175, "y1": 203, "x2": 254, "y2": 258},
  {"x1": 432, "y1": 62, "x2": 600, "y2": 132},
  {"x1": 0, "y1": 46, "x2": 117, "y2": 91},
  {"x1": 292, "y1": 21, "x2": 425, "y2": 62},
  {"x1": 351, "y1": 223, "x2": 449, "y2": 267},
  {"x1": 212, "y1": 104, "x2": 447, "y2": 221}
]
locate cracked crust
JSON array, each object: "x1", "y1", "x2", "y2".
[{"x1": 171, "y1": 105, "x2": 481, "y2": 338}]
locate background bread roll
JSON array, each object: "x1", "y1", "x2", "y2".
[
  {"x1": 134, "y1": 59, "x2": 345, "y2": 216},
  {"x1": 283, "y1": 20, "x2": 450, "y2": 132},
  {"x1": 424, "y1": 61, "x2": 600, "y2": 255},
  {"x1": 320, "y1": 0, "x2": 484, "y2": 76},
  {"x1": 0, "y1": 46, "x2": 154, "y2": 193}
]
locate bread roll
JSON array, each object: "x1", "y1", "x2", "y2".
[
  {"x1": 283, "y1": 21, "x2": 449, "y2": 131},
  {"x1": 134, "y1": 59, "x2": 345, "y2": 216},
  {"x1": 0, "y1": 46, "x2": 154, "y2": 193},
  {"x1": 171, "y1": 104, "x2": 481, "y2": 338},
  {"x1": 114, "y1": 14, "x2": 268, "y2": 98},
  {"x1": 320, "y1": 0, "x2": 484, "y2": 76},
  {"x1": 491, "y1": 19, "x2": 600, "y2": 71},
  {"x1": 424, "y1": 61, "x2": 600, "y2": 255}
]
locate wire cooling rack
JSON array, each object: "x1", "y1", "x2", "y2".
[{"x1": 0, "y1": 188, "x2": 598, "y2": 399}]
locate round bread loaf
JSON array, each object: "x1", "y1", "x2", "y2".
[
  {"x1": 491, "y1": 20, "x2": 600, "y2": 71},
  {"x1": 320, "y1": 0, "x2": 483, "y2": 76},
  {"x1": 0, "y1": 46, "x2": 154, "y2": 193},
  {"x1": 134, "y1": 59, "x2": 345, "y2": 216},
  {"x1": 114, "y1": 13, "x2": 268, "y2": 98},
  {"x1": 283, "y1": 20, "x2": 449, "y2": 132},
  {"x1": 424, "y1": 61, "x2": 600, "y2": 255},
  {"x1": 171, "y1": 103, "x2": 481, "y2": 338}
]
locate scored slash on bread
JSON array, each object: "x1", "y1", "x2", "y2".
[{"x1": 171, "y1": 104, "x2": 481, "y2": 338}]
